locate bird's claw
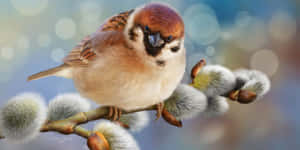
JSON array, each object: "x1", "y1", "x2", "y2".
[
  {"x1": 155, "y1": 102, "x2": 164, "y2": 120},
  {"x1": 107, "y1": 106, "x2": 123, "y2": 121}
]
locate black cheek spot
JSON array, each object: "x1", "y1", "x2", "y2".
[{"x1": 171, "y1": 46, "x2": 180, "y2": 52}]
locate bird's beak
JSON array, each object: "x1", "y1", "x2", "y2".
[{"x1": 148, "y1": 33, "x2": 164, "y2": 47}]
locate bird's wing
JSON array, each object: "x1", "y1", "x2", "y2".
[
  {"x1": 63, "y1": 9, "x2": 134, "y2": 66},
  {"x1": 99, "y1": 9, "x2": 134, "y2": 32},
  {"x1": 63, "y1": 35, "x2": 93, "y2": 66}
]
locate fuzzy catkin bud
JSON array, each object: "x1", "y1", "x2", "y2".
[
  {"x1": 204, "y1": 96, "x2": 229, "y2": 117},
  {"x1": 0, "y1": 93, "x2": 47, "y2": 143},
  {"x1": 164, "y1": 84, "x2": 207, "y2": 120},
  {"x1": 94, "y1": 121, "x2": 140, "y2": 150},
  {"x1": 47, "y1": 93, "x2": 91, "y2": 121},
  {"x1": 119, "y1": 111, "x2": 149, "y2": 132},
  {"x1": 192, "y1": 65, "x2": 236, "y2": 97},
  {"x1": 234, "y1": 69, "x2": 271, "y2": 101}
]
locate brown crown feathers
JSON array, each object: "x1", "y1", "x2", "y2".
[{"x1": 133, "y1": 3, "x2": 184, "y2": 40}]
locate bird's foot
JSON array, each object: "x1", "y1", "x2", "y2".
[
  {"x1": 155, "y1": 102, "x2": 164, "y2": 120},
  {"x1": 107, "y1": 106, "x2": 123, "y2": 121}
]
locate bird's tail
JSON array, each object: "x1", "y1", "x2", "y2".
[{"x1": 27, "y1": 64, "x2": 72, "y2": 81}]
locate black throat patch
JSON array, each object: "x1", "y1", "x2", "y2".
[{"x1": 143, "y1": 32, "x2": 165, "y2": 57}]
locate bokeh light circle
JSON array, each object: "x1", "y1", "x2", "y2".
[
  {"x1": 10, "y1": 0, "x2": 48, "y2": 16},
  {"x1": 184, "y1": 4, "x2": 220, "y2": 45},
  {"x1": 233, "y1": 15, "x2": 267, "y2": 51},
  {"x1": 16, "y1": 35, "x2": 30, "y2": 50},
  {"x1": 250, "y1": 49, "x2": 279, "y2": 76},
  {"x1": 220, "y1": 31, "x2": 232, "y2": 41},
  {"x1": 1, "y1": 47, "x2": 14, "y2": 60},
  {"x1": 150, "y1": 0, "x2": 182, "y2": 10},
  {"x1": 0, "y1": 66, "x2": 13, "y2": 83},
  {"x1": 79, "y1": 1, "x2": 103, "y2": 35},
  {"x1": 55, "y1": 18, "x2": 77, "y2": 40},
  {"x1": 79, "y1": 1, "x2": 102, "y2": 22},
  {"x1": 269, "y1": 11, "x2": 296, "y2": 43},
  {"x1": 205, "y1": 46, "x2": 215, "y2": 56},
  {"x1": 51, "y1": 48, "x2": 66, "y2": 63},
  {"x1": 37, "y1": 34, "x2": 51, "y2": 47},
  {"x1": 187, "y1": 52, "x2": 212, "y2": 73},
  {"x1": 215, "y1": 55, "x2": 225, "y2": 64},
  {"x1": 235, "y1": 11, "x2": 253, "y2": 28},
  {"x1": 0, "y1": 50, "x2": 15, "y2": 83},
  {"x1": 15, "y1": 35, "x2": 30, "y2": 60}
]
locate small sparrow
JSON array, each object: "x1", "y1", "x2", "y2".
[{"x1": 28, "y1": 3, "x2": 186, "y2": 120}]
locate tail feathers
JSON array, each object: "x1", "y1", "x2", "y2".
[{"x1": 27, "y1": 64, "x2": 71, "y2": 81}]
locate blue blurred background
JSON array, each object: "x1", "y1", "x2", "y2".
[{"x1": 0, "y1": 0, "x2": 299, "y2": 150}]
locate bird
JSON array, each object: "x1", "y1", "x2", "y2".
[{"x1": 28, "y1": 3, "x2": 186, "y2": 121}]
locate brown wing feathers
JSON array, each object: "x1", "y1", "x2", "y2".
[
  {"x1": 63, "y1": 9, "x2": 134, "y2": 66},
  {"x1": 62, "y1": 35, "x2": 98, "y2": 66},
  {"x1": 101, "y1": 9, "x2": 134, "y2": 31},
  {"x1": 28, "y1": 9, "x2": 134, "y2": 81}
]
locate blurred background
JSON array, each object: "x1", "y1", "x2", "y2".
[{"x1": 0, "y1": 0, "x2": 299, "y2": 150}]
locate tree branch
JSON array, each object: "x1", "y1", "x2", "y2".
[
  {"x1": 0, "y1": 58, "x2": 261, "y2": 150},
  {"x1": 0, "y1": 58, "x2": 256, "y2": 141},
  {"x1": 40, "y1": 105, "x2": 159, "y2": 135}
]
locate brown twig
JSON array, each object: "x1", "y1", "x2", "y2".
[
  {"x1": 191, "y1": 59, "x2": 206, "y2": 80},
  {"x1": 87, "y1": 132, "x2": 110, "y2": 150},
  {"x1": 0, "y1": 58, "x2": 259, "y2": 149},
  {"x1": 225, "y1": 90, "x2": 257, "y2": 104},
  {"x1": 36, "y1": 58, "x2": 257, "y2": 148},
  {"x1": 162, "y1": 109, "x2": 182, "y2": 127},
  {"x1": 0, "y1": 104, "x2": 181, "y2": 149},
  {"x1": 39, "y1": 104, "x2": 179, "y2": 136}
]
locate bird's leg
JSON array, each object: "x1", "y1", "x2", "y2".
[
  {"x1": 107, "y1": 106, "x2": 123, "y2": 121},
  {"x1": 155, "y1": 102, "x2": 164, "y2": 120}
]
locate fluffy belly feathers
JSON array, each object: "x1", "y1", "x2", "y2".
[{"x1": 72, "y1": 63, "x2": 181, "y2": 110}]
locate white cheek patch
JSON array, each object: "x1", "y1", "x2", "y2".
[
  {"x1": 165, "y1": 40, "x2": 181, "y2": 49},
  {"x1": 131, "y1": 27, "x2": 146, "y2": 52},
  {"x1": 135, "y1": 28, "x2": 144, "y2": 43},
  {"x1": 157, "y1": 40, "x2": 184, "y2": 60},
  {"x1": 124, "y1": 6, "x2": 146, "y2": 52}
]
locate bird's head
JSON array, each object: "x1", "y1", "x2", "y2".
[{"x1": 124, "y1": 3, "x2": 185, "y2": 67}]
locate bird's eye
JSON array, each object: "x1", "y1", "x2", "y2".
[
  {"x1": 167, "y1": 35, "x2": 173, "y2": 42},
  {"x1": 171, "y1": 46, "x2": 180, "y2": 52},
  {"x1": 144, "y1": 26, "x2": 150, "y2": 32}
]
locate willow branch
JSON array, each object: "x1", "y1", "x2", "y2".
[
  {"x1": 0, "y1": 104, "x2": 175, "y2": 143},
  {"x1": 0, "y1": 58, "x2": 261, "y2": 150},
  {"x1": 37, "y1": 59, "x2": 258, "y2": 137},
  {"x1": 0, "y1": 58, "x2": 257, "y2": 141},
  {"x1": 0, "y1": 91, "x2": 181, "y2": 142},
  {"x1": 39, "y1": 105, "x2": 165, "y2": 136}
]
